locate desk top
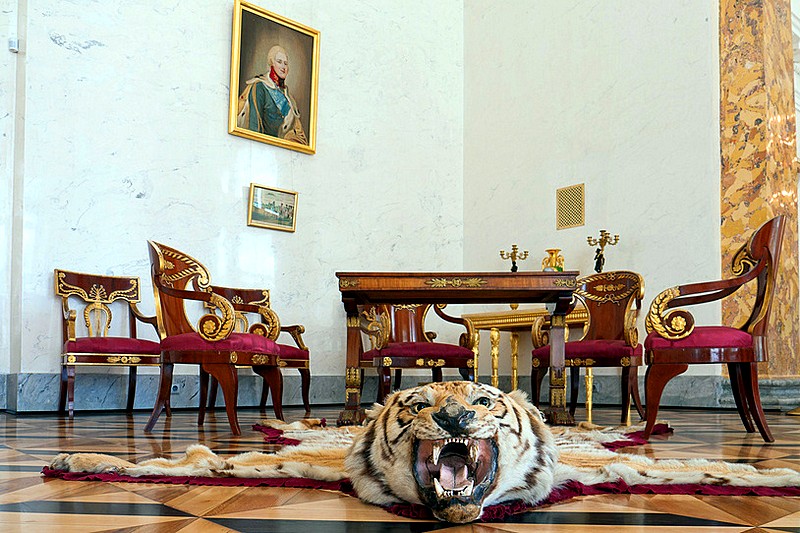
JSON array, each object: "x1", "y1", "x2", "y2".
[{"x1": 336, "y1": 271, "x2": 579, "y2": 304}]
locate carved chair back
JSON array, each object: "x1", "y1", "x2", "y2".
[
  {"x1": 576, "y1": 270, "x2": 644, "y2": 346},
  {"x1": 55, "y1": 269, "x2": 143, "y2": 341},
  {"x1": 207, "y1": 285, "x2": 280, "y2": 340},
  {"x1": 361, "y1": 303, "x2": 432, "y2": 349}
]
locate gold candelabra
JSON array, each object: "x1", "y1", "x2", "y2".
[
  {"x1": 587, "y1": 230, "x2": 619, "y2": 273},
  {"x1": 500, "y1": 244, "x2": 529, "y2": 272}
]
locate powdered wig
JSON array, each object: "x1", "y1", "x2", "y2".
[{"x1": 268, "y1": 45, "x2": 288, "y2": 68}]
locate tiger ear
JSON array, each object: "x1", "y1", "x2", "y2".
[
  {"x1": 364, "y1": 402, "x2": 385, "y2": 422},
  {"x1": 507, "y1": 389, "x2": 544, "y2": 421}
]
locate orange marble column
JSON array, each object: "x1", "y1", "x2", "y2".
[{"x1": 720, "y1": 0, "x2": 798, "y2": 377}]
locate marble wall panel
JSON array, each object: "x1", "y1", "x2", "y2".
[{"x1": 719, "y1": 0, "x2": 799, "y2": 377}]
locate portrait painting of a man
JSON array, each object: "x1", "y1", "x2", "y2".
[{"x1": 229, "y1": 1, "x2": 319, "y2": 154}]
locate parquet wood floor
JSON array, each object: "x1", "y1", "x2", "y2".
[{"x1": 0, "y1": 405, "x2": 798, "y2": 532}]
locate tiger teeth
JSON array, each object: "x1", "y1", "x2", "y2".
[
  {"x1": 469, "y1": 443, "x2": 478, "y2": 463},
  {"x1": 433, "y1": 477, "x2": 475, "y2": 499},
  {"x1": 432, "y1": 443, "x2": 442, "y2": 465},
  {"x1": 433, "y1": 477, "x2": 445, "y2": 497}
]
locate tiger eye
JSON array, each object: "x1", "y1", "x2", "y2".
[
  {"x1": 410, "y1": 402, "x2": 429, "y2": 414},
  {"x1": 473, "y1": 397, "x2": 493, "y2": 408}
]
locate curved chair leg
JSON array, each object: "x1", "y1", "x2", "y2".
[
  {"x1": 259, "y1": 376, "x2": 269, "y2": 411},
  {"x1": 739, "y1": 362, "x2": 774, "y2": 443},
  {"x1": 66, "y1": 365, "x2": 76, "y2": 419},
  {"x1": 58, "y1": 365, "x2": 68, "y2": 414},
  {"x1": 393, "y1": 369, "x2": 403, "y2": 391},
  {"x1": 207, "y1": 375, "x2": 219, "y2": 410},
  {"x1": 431, "y1": 367, "x2": 443, "y2": 383},
  {"x1": 299, "y1": 368, "x2": 311, "y2": 413},
  {"x1": 458, "y1": 367, "x2": 474, "y2": 382},
  {"x1": 643, "y1": 362, "x2": 688, "y2": 439},
  {"x1": 569, "y1": 367, "x2": 580, "y2": 416},
  {"x1": 377, "y1": 367, "x2": 392, "y2": 404},
  {"x1": 198, "y1": 369, "x2": 209, "y2": 426},
  {"x1": 630, "y1": 367, "x2": 645, "y2": 420},
  {"x1": 145, "y1": 362, "x2": 174, "y2": 433},
  {"x1": 530, "y1": 368, "x2": 548, "y2": 408},
  {"x1": 264, "y1": 366, "x2": 284, "y2": 421},
  {"x1": 126, "y1": 366, "x2": 137, "y2": 412},
  {"x1": 620, "y1": 366, "x2": 634, "y2": 424},
  {"x1": 727, "y1": 362, "x2": 755, "y2": 433},
  {"x1": 202, "y1": 363, "x2": 240, "y2": 435}
]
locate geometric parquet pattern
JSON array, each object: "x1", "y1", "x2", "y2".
[{"x1": 0, "y1": 405, "x2": 798, "y2": 532}]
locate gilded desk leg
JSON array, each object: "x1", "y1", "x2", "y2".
[
  {"x1": 472, "y1": 331, "x2": 480, "y2": 383},
  {"x1": 490, "y1": 328, "x2": 500, "y2": 388},
  {"x1": 545, "y1": 313, "x2": 574, "y2": 426},
  {"x1": 585, "y1": 367, "x2": 593, "y2": 424},
  {"x1": 510, "y1": 332, "x2": 519, "y2": 390},
  {"x1": 337, "y1": 313, "x2": 366, "y2": 426}
]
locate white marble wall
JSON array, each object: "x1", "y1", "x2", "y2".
[
  {"x1": 463, "y1": 0, "x2": 723, "y2": 378},
  {"x1": 9, "y1": 0, "x2": 465, "y2": 380}
]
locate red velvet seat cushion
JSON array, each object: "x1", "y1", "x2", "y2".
[
  {"x1": 532, "y1": 339, "x2": 642, "y2": 362},
  {"x1": 278, "y1": 343, "x2": 310, "y2": 361},
  {"x1": 64, "y1": 337, "x2": 161, "y2": 355},
  {"x1": 361, "y1": 342, "x2": 473, "y2": 361},
  {"x1": 644, "y1": 326, "x2": 752, "y2": 351},
  {"x1": 161, "y1": 332, "x2": 279, "y2": 353}
]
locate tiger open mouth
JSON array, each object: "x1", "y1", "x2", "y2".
[{"x1": 413, "y1": 437, "x2": 498, "y2": 518}]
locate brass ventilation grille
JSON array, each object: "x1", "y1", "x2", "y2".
[{"x1": 556, "y1": 183, "x2": 585, "y2": 230}]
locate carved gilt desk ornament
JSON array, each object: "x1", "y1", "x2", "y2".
[
  {"x1": 541, "y1": 248, "x2": 565, "y2": 272},
  {"x1": 587, "y1": 229, "x2": 619, "y2": 273},
  {"x1": 499, "y1": 244, "x2": 529, "y2": 272}
]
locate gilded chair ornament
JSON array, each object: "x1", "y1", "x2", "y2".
[
  {"x1": 84, "y1": 302, "x2": 112, "y2": 337},
  {"x1": 256, "y1": 305, "x2": 281, "y2": 340},
  {"x1": 645, "y1": 286, "x2": 694, "y2": 340},
  {"x1": 731, "y1": 240, "x2": 757, "y2": 276},
  {"x1": 359, "y1": 307, "x2": 390, "y2": 350},
  {"x1": 197, "y1": 292, "x2": 236, "y2": 341}
]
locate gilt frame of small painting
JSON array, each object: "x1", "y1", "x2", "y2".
[{"x1": 247, "y1": 183, "x2": 298, "y2": 233}]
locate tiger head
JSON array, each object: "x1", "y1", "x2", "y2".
[{"x1": 345, "y1": 381, "x2": 558, "y2": 523}]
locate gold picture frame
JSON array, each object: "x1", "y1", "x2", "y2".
[
  {"x1": 247, "y1": 183, "x2": 298, "y2": 232},
  {"x1": 228, "y1": 0, "x2": 320, "y2": 154}
]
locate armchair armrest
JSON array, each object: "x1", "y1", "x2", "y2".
[
  {"x1": 432, "y1": 304, "x2": 476, "y2": 350},
  {"x1": 280, "y1": 324, "x2": 309, "y2": 351},
  {"x1": 645, "y1": 262, "x2": 764, "y2": 340},
  {"x1": 154, "y1": 279, "x2": 236, "y2": 342},
  {"x1": 62, "y1": 298, "x2": 77, "y2": 342},
  {"x1": 130, "y1": 302, "x2": 158, "y2": 330}
]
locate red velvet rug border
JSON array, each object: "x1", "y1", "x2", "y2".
[{"x1": 41, "y1": 466, "x2": 800, "y2": 522}]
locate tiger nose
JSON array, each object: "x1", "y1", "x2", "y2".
[{"x1": 432, "y1": 399, "x2": 475, "y2": 435}]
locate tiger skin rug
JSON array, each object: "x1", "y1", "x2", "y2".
[{"x1": 46, "y1": 381, "x2": 800, "y2": 523}]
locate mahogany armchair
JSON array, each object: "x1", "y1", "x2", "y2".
[
  {"x1": 531, "y1": 270, "x2": 646, "y2": 423},
  {"x1": 643, "y1": 215, "x2": 785, "y2": 442},
  {"x1": 55, "y1": 269, "x2": 160, "y2": 418},
  {"x1": 144, "y1": 241, "x2": 284, "y2": 435},
  {"x1": 205, "y1": 285, "x2": 310, "y2": 416},
  {"x1": 359, "y1": 303, "x2": 475, "y2": 403}
]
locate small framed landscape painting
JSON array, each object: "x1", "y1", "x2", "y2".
[{"x1": 247, "y1": 183, "x2": 298, "y2": 232}]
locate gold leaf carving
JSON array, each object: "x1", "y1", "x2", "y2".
[{"x1": 425, "y1": 277, "x2": 487, "y2": 288}]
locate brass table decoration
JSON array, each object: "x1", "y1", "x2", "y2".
[
  {"x1": 542, "y1": 248, "x2": 565, "y2": 271},
  {"x1": 500, "y1": 244, "x2": 529, "y2": 272},
  {"x1": 587, "y1": 229, "x2": 619, "y2": 273}
]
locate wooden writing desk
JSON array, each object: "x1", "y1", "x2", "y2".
[
  {"x1": 335, "y1": 271, "x2": 578, "y2": 426},
  {"x1": 462, "y1": 305, "x2": 589, "y2": 390}
]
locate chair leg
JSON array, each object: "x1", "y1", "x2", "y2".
[
  {"x1": 432, "y1": 367, "x2": 443, "y2": 383},
  {"x1": 125, "y1": 366, "x2": 137, "y2": 412},
  {"x1": 377, "y1": 367, "x2": 392, "y2": 403},
  {"x1": 66, "y1": 365, "x2": 76, "y2": 419},
  {"x1": 198, "y1": 370, "x2": 209, "y2": 426},
  {"x1": 58, "y1": 365, "x2": 68, "y2": 414},
  {"x1": 569, "y1": 367, "x2": 580, "y2": 416},
  {"x1": 643, "y1": 362, "x2": 688, "y2": 439},
  {"x1": 727, "y1": 362, "x2": 755, "y2": 433},
  {"x1": 620, "y1": 366, "x2": 633, "y2": 424},
  {"x1": 458, "y1": 367, "x2": 474, "y2": 382},
  {"x1": 259, "y1": 375, "x2": 269, "y2": 411},
  {"x1": 202, "y1": 363, "x2": 240, "y2": 435},
  {"x1": 739, "y1": 362, "x2": 774, "y2": 443},
  {"x1": 264, "y1": 367, "x2": 284, "y2": 421},
  {"x1": 145, "y1": 362, "x2": 173, "y2": 433},
  {"x1": 393, "y1": 369, "x2": 403, "y2": 391},
  {"x1": 208, "y1": 375, "x2": 219, "y2": 410},
  {"x1": 299, "y1": 368, "x2": 311, "y2": 413},
  {"x1": 630, "y1": 367, "x2": 645, "y2": 420},
  {"x1": 531, "y1": 368, "x2": 547, "y2": 408}
]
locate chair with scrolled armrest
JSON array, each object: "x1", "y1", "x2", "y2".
[
  {"x1": 144, "y1": 241, "x2": 284, "y2": 435},
  {"x1": 359, "y1": 303, "x2": 476, "y2": 403},
  {"x1": 55, "y1": 269, "x2": 161, "y2": 418},
  {"x1": 531, "y1": 270, "x2": 646, "y2": 423},
  {"x1": 643, "y1": 215, "x2": 785, "y2": 442},
  {"x1": 204, "y1": 285, "x2": 310, "y2": 416}
]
